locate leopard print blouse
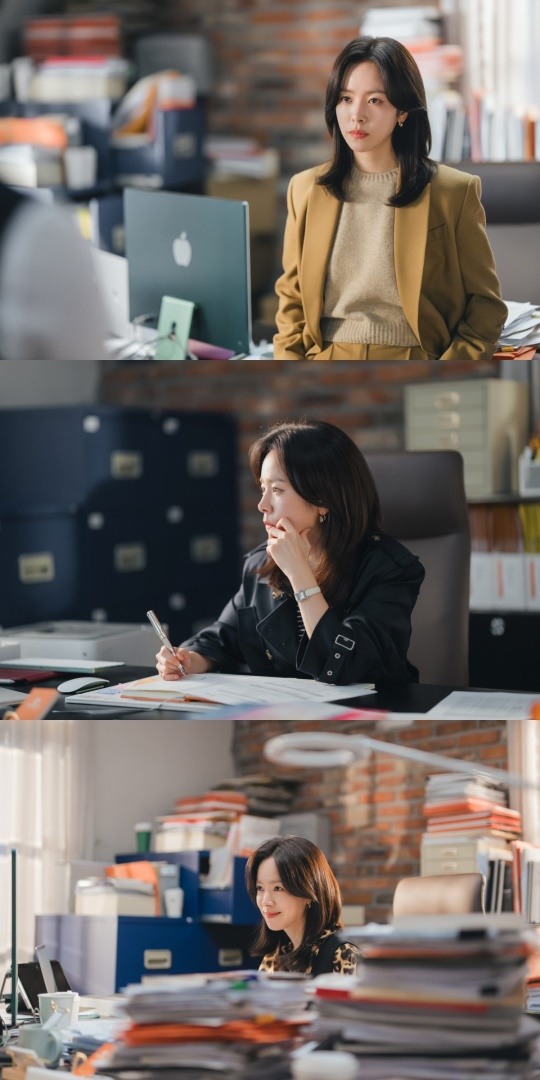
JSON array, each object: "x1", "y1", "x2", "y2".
[{"x1": 259, "y1": 928, "x2": 358, "y2": 977}]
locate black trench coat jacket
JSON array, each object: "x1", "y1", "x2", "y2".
[{"x1": 183, "y1": 530, "x2": 425, "y2": 687}]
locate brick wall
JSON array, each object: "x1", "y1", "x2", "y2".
[
  {"x1": 100, "y1": 354, "x2": 509, "y2": 920},
  {"x1": 160, "y1": 0, "x2": 440, "y2": 177},
  {"x1": 232, "y1": 710, "x2": 507, "y2": 923}
]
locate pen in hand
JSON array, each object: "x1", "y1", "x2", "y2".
[{"x1": 146, "y1": 610, "x2": 188, "y2": 677}]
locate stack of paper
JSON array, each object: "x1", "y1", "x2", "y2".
[
  {"x1": 310, "y1": 917, "x2": 540, "y2": 1079},
  {"x1": 70, "y1": 673, "x2": 375, "y2": 710},
  {"x1": 498, "y1": 301, "x2": 540, "y2": 351},
  {"x1": 97, "y1": 971, "x2": 312, "y2": 1077},
  {"x1": 423, "y1": 772, "x2": 521, "y2": 840}
]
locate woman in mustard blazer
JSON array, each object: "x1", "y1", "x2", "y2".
[{"x1": 274, "y1": 37, "x2": 507, "y2": 361}]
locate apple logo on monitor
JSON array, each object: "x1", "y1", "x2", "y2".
[{"x1": 172, "y1": 231, "x2": 192, "y2": 267}]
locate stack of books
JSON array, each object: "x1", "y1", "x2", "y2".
[
  {"x1": 311, "y1": 916, "x2": 540, "y2": 1079},
  {"x1": 153, "y1": 790, "x2": 247, "y2": 853},
  {"x1": 423, "y1": 772, "x2": 522, "y2": 840},
  {"x1": 211, "y1": 774, "x2": 297, "y2": 817},
  {"x1": 96, "y1": 971, "x2": 312, "y2": 1077},
  {"x1": 510, "y1": 841, "x2": 540, "y2": 925}
]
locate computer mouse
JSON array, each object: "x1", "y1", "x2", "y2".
[{"x1": 57, "y1": 676, "x2": 110, "y2": 694}]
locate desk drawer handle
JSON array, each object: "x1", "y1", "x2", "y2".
[
  {"x1": 143, "y1": 949, "x2": 172, "y2": 970},
  {"x1": 436, "y1": 412, "x2": 460, "y2": 429},
  {"x1": 434, "y1": 392, "x2": 460, "y2": 408}
]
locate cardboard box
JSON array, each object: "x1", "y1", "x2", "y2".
[{"x1": 206, "y1": 162, "x2": 278, "y2": 233}]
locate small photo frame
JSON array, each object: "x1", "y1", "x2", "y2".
[{"x1": 155, "y1": 295, "x2": 195, "y2": 361}]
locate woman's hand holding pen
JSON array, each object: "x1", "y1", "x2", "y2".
[{"x1": 156, "y1": 646, "x2": 212, "y2": 680}]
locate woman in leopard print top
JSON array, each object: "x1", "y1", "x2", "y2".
[{"x1": 245, "y1": 836, "x2": 358, "y2": 977}]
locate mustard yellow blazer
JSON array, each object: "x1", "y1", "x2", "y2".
[{"x1": 273, "y1": 162, "x2": 507, "y2": 361}]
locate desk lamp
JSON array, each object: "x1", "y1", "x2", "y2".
[{"x1": 263, "y1": 730, "x2": 540, "y2": 792}]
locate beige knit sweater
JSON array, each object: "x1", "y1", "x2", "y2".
[{"x1": 321, "y1": 167, "x2": 419, "y2": 347}]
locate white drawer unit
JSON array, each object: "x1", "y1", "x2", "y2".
[
  {"x1": 404, "y1": 378, "x2": 530, "y2": 496},
  {"x1": 420, "y1": 834, "x2": 510, "y2": 877}
]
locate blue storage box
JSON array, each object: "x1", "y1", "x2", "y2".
[
  {"x1": 111, "y1": 103, "x2": 206, "y2": 189},
  {"x1": 78, "y1": 503, "x2": 240, "y2": 611},
  {"x1": 35, "y1": 912, "x2": 258, "y2": 995},
  {"x1": 0, "y1": 406, "x2": 238, "y2": 513},
  {"x1": 0, "y1": 506, "x2": 81, "y2": 627},
  {"x1": 114, "y1": 851, "x2": 259, "y2": 927}
]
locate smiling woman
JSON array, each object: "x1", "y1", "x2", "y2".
[
  {"x1": 273, "y1": 35, "x2": 507, "y2": 361},
  {"x1": 245, "y1": 835, "x2": 358, "y2": 976}
]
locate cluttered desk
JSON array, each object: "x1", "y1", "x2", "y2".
[{"x1": 2, "y1": 654, "x2": 540, "y2": 1078}]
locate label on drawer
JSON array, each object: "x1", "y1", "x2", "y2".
[
  {"x1": 18, "y1": 551, "x2": 55, "y2": 584},
  {"x1": 218, "y1": 948, "x2": 243, "y2": 968},
  {"x1": 143, "y1": 949, "x2": 172, "y2": 970},
  {"x1": 187, "y1": 450, "x2": 220, "y2": 478},
  {"x1": 110, "y1": 450, "x2": 143, "y2": 480},
  {"x1": 114, "y1": 543, "x2": 147, "y2": 573},
  {"x1": 190, "y1": 535, "x2": 222, "y2": 563}
]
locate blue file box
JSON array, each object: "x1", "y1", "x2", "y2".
[
  {"x1": 0, "y1": 405, "x2": 238, "y2": 513},
  {"x1": 0, "y1": 405, "x2": 240, "y2": 628},
  {"x1": 77, "y1": 506, "x2": 240, "y2": 617},
  {"x1": 0, "y1": 506, "x2": 81, "y2": 627},
  {"x1": 35, "y1": 913, "x2": 258, "y2": 995},
  {"x1": 114, "y1": 851, "x2": 259, "y2": 926},
  {"x1": 111, "y1": 103, "x2": 206, "y2": 189}
]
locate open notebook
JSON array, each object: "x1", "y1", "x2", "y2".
[{"x1": 69, "y1": 673, "x2": 375, "y2": 709}]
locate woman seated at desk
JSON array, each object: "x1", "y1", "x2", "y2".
[
  {"x1": 156, "y1": 418, "x2": 424, "y2": 686},
  {"x1": 245, "y1": 836, "x2": 358, "y2": 976}
]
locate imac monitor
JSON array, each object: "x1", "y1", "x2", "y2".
[{"x1": 124, "y1": 188, "x2": 252, "y2": 355}]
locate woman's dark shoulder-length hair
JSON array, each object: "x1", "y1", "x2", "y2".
[
  {"x1": 245, "y1": 835, "x2": 343, "y2": 972},
  {"x1": 248, "y1": 419, "x2": 381, "y2": 608},
  {"x1": 317, "y1": 35, "x2": 437, "y2": 206}
]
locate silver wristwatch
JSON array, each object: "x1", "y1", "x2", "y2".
[{"x1": 294, "y1": 586, "x2": 322, "y2": 602}]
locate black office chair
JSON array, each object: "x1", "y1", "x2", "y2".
[
  {"x1": 393, "y1": 872, "x2": 486, "y2": 917},
  {"x1": 364, "y1": 449, "x2": 471, "y2": 686},
  {"x1": 454, "y1": 161, "x2": 540, "y2": 304}
]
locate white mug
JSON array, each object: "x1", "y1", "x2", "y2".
[
  {"x1": 164, "y1": 886, "x2": 184, "y2": 918},
  {"x1": 63, "y1": 145, "x2": 98, "y2": 190},
  {"x1": 38, "y1": 990, "x2": 79, "y2": 1029}
]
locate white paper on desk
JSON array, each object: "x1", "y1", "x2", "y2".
[
  {"x1": 0, "y1": 656, "x2": 125, "y2": 672},
  {"x1": 0, "y1": 686, "x2": 27, "y2": 705},
  {"x1": 120, "y1": 673, "x2": 375, "y2": 706},
  {"x1": 426, "y1": 690, "x2": 540, "y2": 720}
]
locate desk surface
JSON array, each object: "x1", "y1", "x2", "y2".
[{"x1": 40, "y1": 669, "x2": 463, "y2": 722}]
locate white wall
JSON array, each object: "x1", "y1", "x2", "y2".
[{"x1": 88, "y1": 714, "x2": 235, "y2": 860}]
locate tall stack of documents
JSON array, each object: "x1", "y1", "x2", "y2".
[
  {"x1": 310, "y1": 916, "x2": 540, "y2": 1079},
  {"x1": 97, "y1": 972, "x2": 312, "y2": 1078},
  {"x1": 423, "y1": 771, "x2": 522, "y2": 839}
]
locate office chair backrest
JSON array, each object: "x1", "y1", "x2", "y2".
[
  {"x1": 393, "y1": 872, "x2": 486, "y2": 917},
  {"x1": 364, "y1": 450, "x2": 470, "y2": 685},
  {"x1": 454, "y1": 161, "x2": 540, "y2": 304}
]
